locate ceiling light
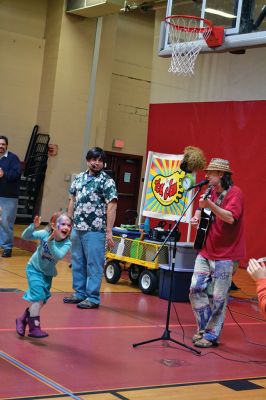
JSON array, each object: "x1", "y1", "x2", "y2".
[{"x1": 205, "y1": 8, "x2": 236, "y2": 19}]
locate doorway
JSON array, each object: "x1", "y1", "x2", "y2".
[{"x1": 105, "y1": 151, "x2": 143, "y2": 227}]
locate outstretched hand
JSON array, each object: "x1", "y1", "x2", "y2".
[
  {"x1": 33, "y1": 215, "x2": 41, "y2": 229},
  {"x1": 247, "y1": 258, "x2": 266, "y2": 281}
]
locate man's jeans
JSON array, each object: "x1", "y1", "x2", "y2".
[
  {"x1": 189, "y1": 254, "x2": 234, "y2": 342},
  {"x1": 0, "y1": 197, "x2": 18, "y2": 250},
  {"x1": 71, "y1": 229, "x2": 106, "y2": 304}
]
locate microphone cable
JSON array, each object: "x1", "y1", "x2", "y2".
[
  {"x1": 226, "y1": 301, "x2": 266, "y2": 348},
  {"x1": 169, "y1": 294, "x2": 266, "y2": 364},
  {"x1": 197, "y1": 301, "x2": 266, "y2": 365}
]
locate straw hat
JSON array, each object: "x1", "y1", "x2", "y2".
[{"x1": 205, "y1": 158, "x2": 232, "y2": 173}]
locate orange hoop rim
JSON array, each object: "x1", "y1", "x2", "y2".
[{"x1": 165, "y1": 15, "x2": 213, "y2": 33}]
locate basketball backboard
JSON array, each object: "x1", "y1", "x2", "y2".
[{"x1": 159, "y1": 0, "x2": 266, "y2": 55}]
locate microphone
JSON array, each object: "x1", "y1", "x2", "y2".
[{"x1": 187, "y1": 179, "x2": 209, "y2": 191}]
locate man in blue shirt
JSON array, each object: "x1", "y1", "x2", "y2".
[{"x1": 0, "y1": 136, "x2": 21, "y2": 257}]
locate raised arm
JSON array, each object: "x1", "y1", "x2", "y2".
[{"x1": 199, "y1": 197, "x2": 234, "y2": 224}]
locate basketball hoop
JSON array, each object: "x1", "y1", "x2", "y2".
[{"x1": 165, "y1": 15, "x2": 223, "y2": 76}]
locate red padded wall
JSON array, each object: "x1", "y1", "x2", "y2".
[{"x1": 147, "y1": 100, "x2": 266, "y2": 265}]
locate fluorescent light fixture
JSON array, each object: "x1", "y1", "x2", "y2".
[{"x1": 205, "y1": 8, "x2": 236, "y2": 19}]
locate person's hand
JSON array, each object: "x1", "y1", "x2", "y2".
[
  {"x1": 106, "y1": 230, "x2": 115, "y2": 249},
  {"x1": 199, "y1": 195, "x2": 211, "y2": 209},
  {"x1": 190, "y1": 215, "x2": 199, "y2": 227},
  {"x1": 0, "y1": 168, "x2": 3, "y2": 178},
  {"x1": 139, "y1": 228, "x2": 145, "y2": 241},
  {"x1": 33, "y1": 215, "x2": 41, "y2": 228},
  {"x1": 247, "y1": 258, "x2": 266, "y2": 281}
]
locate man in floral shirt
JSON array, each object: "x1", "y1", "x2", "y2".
[{"x1": 63, "y1": 147, "x2": 117, "y2": 309}]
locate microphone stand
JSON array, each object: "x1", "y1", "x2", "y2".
[{"x1": 133, "y1": 185, "x2": 206, "y2": 354}]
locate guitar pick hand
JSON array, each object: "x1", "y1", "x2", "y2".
[
  {"x1": 199, "y1": 196, "x2": 211, "y2": 209},
  {"x1": 190, "y1": 215, "x2": 199, "y2": 226}
]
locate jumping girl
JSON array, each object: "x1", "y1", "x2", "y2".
[{"x1": 16, "y1": 212, "x2": 72, "y2": 338}]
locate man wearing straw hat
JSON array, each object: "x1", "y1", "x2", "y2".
[{"x1": 189, "y1": 158, "x2": 245, "y2": 348}]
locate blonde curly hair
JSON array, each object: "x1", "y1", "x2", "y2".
[{"x1": 181, "y1": 146, "x2": 206, "y2": 173}]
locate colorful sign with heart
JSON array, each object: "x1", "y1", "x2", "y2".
[{"x1": 139, "y1": 152, "x2": 194, "y2": 222}]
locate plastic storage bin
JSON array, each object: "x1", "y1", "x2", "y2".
[
  {"x1": 159, "y1": 265, "x2": 193, "y2": 302},
  {"x1": 159, "y1": 242, "x2": 197, "y2": 302},
  {"x1": 167, "y1": 242, "x2": 198, "y2": 270}
]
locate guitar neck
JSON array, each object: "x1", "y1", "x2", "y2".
[
  {"x1": 193, "y1": 187, "x2": 212, "y2": 251},
  {"x1": 203, "y1": 186, "x2": 212, "y2": 199}
]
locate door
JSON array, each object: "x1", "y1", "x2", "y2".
[{"x1": 105, "y1": 151, "x2": 143, "y2": 227}]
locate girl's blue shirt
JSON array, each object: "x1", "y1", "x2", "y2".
[{"x1": 22, "y1": 223, "x2": 71, "y2": 277}]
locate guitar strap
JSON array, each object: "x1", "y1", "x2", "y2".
[
  {"x1": 216, "y1": 189, "x2": 228, "y2": 205},
  {"x1": 211, "y1": 187, "x2": 231, "y2": 221}
]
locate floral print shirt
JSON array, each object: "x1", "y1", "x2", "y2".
[{"x1": 69, "y1": 170, "x2": 117, "y2": 232}]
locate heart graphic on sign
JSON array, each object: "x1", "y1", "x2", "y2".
[{"x1": 151, "y1": 171, "x2": 185, "y2": 206}]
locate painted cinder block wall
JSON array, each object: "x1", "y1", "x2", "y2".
[{"x1": 0, "y1": 0, "x2": 154, "y2": 221}]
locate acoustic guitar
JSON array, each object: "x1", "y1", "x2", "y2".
[{"x1": 193, "y1": 186, "x2": 212, "y2": 251}]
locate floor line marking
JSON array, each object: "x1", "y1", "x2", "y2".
[
  {"x1": 0, "y1": 350, "x2": 81, "y2": 400},
  {"x1": 0, "y1": 321, "x2": 265, "y2": 333},
  {"x1": 73, "y1": 376, "x2": 266, "y2": 397}
]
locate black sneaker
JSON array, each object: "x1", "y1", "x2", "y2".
[
  {"x1": 77, "y1": 299, "x2": 99, "y2": 309},
  {"x1": 2, "y1": 249, "x2": 12, "y2": 258},
  {"x1": 63, "y1": 295, "x2": 84, "y2": 304}
]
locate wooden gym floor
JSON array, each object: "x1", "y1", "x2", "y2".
[{"x1": 0, "y1": 225, "x2": 266, "y2": 400}]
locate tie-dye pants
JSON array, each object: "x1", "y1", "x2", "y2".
[{"x1": 189, "y1": 254, "x2": 238, "y2": 342}]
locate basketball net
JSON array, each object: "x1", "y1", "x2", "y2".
[{"x1": 165, "y1": 16, "x2": 212, "y2": 76}]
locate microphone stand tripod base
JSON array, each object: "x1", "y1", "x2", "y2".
[{"x1": 133, "y1": 328, "x2": 201, "y2": 354}]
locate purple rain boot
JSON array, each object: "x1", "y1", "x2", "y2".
[
  {"x1": 16, "y1": 308, "x2": 29, "y2": 337},
  {"x1": 28, "y1": 316, "x2": 49, "y2": 338}
]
